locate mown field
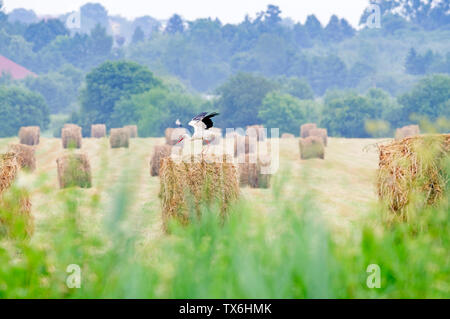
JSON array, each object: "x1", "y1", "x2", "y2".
[{"x1": 0, "y1": 137, "x2": 448, "y2": 298}]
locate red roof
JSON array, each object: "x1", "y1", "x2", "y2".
[{"x1": 0, "y1": 55, "x2": 37, "y2": 80}]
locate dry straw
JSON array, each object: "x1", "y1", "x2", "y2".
[
  {"x1": 91, "y1": 124, "x2": 106, "y2": 138},
  {"x1": 309, "y1": 128, "x2": 328, "y2": 146},
  {"x1": 281, "y1": 133, "x2": 295, "y2": 139},
  {"x1": 234, "y1": 135, "x2": 256, "y2": 157},
  {"x1": 19, "y1": 126, "x2": 40, "y2": 146},
  {"x1": 0, "y1": 153, "x2": 33, "y2": 238},
  {"x1": 238, "y1": 154, "x2": 271, "y2": 188},
  {"x1": 150, "y1": 144, "x2": 172, "y2": 176},
  {"x1": 395, "y1": 125, "x2": 420, "y2": 140},
  {"x1": 299, "y1": 136, "x2": 325, "y2": 159},
  {"x1": 110, "y1": 128, "x2": 129, "y2": 148},
  {"x1": 56, "y1": 153, "x2": 92, "y2": 189},
  {"x1": 246, "y1": 125, "x2": 266, "y2": 141},
  {"x1": 377, "y1": 134, "x2": 449, "y2": 214},
  {"x1": 124, "y1": 125, "x2": 138, "y2": 138},
  {"x1": 62, "y1": 125, "x2": 82, "y2": 149},
  {"x1": 165, "y1": 128, "x2": 187, "y2": 145},
  {"x1": 300, "y1": 123, "x2": 317, "y2": 138},
  {"x1": 0, "y1": 153, "x2": 19, "y2": 195},
  {"x1": 8, "y1": 143, "x2": 36, "y2": 171},
  {"x1": 159, "y1": 155, "x2": 239, "y2": 230}
]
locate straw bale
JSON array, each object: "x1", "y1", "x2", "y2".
[
  {"x1": 56, "y1": 153, "x2": 92, "y2": 189},
  {"x1": 377, "y1": 134, "x2": 450, "y2": 213},
  {"x1": 159, "y1": 155, "x2": 239, "y2": 230},
  {"x1": 299, "y1": 136, "x2": 325, "y2": 159},
  {"x1": 300, "y1": 123, "x2": 317, "y2": 138},
  {"x1": 110, "y1": 128, "x2": 129, "y2": 148},
  {"x1": 19, "y1": 126, "x2": 40, "y2": 146}
]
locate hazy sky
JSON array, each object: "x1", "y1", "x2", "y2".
[{"x1": 3, "y1": 0, "x2": 370, "y2": 26}]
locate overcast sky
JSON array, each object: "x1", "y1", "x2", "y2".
[{"x1": 3, "y1": 0, "x2": 370, "y2": 26}]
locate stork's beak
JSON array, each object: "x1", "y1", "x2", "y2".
[{"x1": 176, "y1": 137, "x2": 184, "y2": 144}]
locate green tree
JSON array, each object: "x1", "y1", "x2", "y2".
[
  {"x1": 0, "y1": 86, "x2": 50, "y2": 137},
  {"x1": 132, "y1": 26, "x2": 145, "y2": 43},
  {"x1": 398, "y1": 74, "x2": 450, "y2": 124},
  {"x1": 112, "y1": 87, "x2": 205, "y2": 137},
  {"x1": 321, "y1": 91, "x2": 380, "y2": 137},
  {"x1": 276, "y1": 77, "x2": 314, "y2": 100},
  {"x1": 215, "y1": 73, "x2": 276, "y2": 128},
  {"x1": 78, "y1": 61, "x2": 162, "y2": 132},
  {"x1": 166, "y1": 14, "x2": 184, "y2": 34},
  {"x1": 24, "y1": 19, "x2": 69, "y2": 52},
  {"x1": 259, "y1": 92, "x2": 319, "y2": 134},
  {"x1": 304, "y1": 15, "x2": 323, "y2": 39}
]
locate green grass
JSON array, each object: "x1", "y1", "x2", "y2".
[{"x1": 0, "y1": 137, "x2": 448, "y2": 298}]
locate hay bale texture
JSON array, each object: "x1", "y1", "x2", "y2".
[
  {"x1": 300, "y1": 123, "x2": 317, "y2": 138},
  {"x1": 281, "y1": 133, "x2": 295, "y2": 139},
  {"x1": 0, "y1": 153, "x2": 33, "y2": 239},
  {"x1": 299, "y1": 136, "x2": 325, "y2": 160},
  {"x1": 309, "y1": 128, "x2": 328, "y2": 146},
  {"x1": 377, "y1": 134, "x2": 449, "y2": 213},
  {"x1": 246, "y1": 125, "x2": 266, "y2": 141},
  {"x1": 91, "y1": 124, "x2": 106, "y2": 138},
  {"x1": 8, "y1": 144, "x2": 36, "y2": 171},
  {"x1": 238, "y1": 154, "x2": 271, "y2": 188},
  {"x1": 56, "y1": 153, "x2": 92, "y2": 189},
  {"x1": 395, "y1": 125, "x2": 420, "y2": 140},
  {"x1": 62, "y1": 125, "x2": 82, "y2": 149},
  {"x1": 19, "y1": 126, "x2": 40, "y2": 146},
  {"x1": 150, "y1": 145, "x2": 172, "y2": 176},
  {"x1": 159, "y1": 155, "x2": 239, "y2": 230},
  {"x1": 234, "y1": 135, "x2": 256, "y2": 157},
  {"x1": 165, "y1": 128, "x2": 187, "y2": 145},
  {"x1": 124, "y1": 125, "x2": 138, "y2": 138},
  {"x1": 110, "y1": 128, "x2": 129, "y2": 148}
]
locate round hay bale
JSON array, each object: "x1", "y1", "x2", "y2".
[
  {"x1": 62, "y1": 125, "x2": 82, "y2": 149},
  {"x1": 56, "y1": 153, "x2": 92, "y2": 189},
  {"x1": 309, "y1": 128, "x2": 328, "y2": 146},
  {"x1": 377, "y1": 134, "x2": 450, "y2": 213},
  {"x1": 0, "y1": 153, "x2": 19, "y2": 195},
  {"x1": 124, "y1": 125, "x2": 138, "y2": 138},
  {"x1": 91, "y1": 124, "x2": 106, "y2": 138},
  {"x1": 19, "y1": 126, "x2": 40, "y2": 146},
  {"x1": 299, "y1": 136, "x2": 325, "y2": 160},
  {"x1": 234, "y1": 135, "x2": 256, "y2": 157},
  {"x1": 300, "y1": 123, "x2": 317, "y2": 138},
  {"x1": 0, "y1": 153, "x2": 33, "y2": 239},
  {"x1": 237, "y1": 154, "x2": 272, "y2": 188},
  {"x1": 395, "y1": 125, "x2": 420, "y2": 140},
  {"x1": 8, "y1": 144, "x2": 36, "y2": 171},
  {"x1": 165, "y1": 127, "x2": 187, "y2": 145},
  {"x1": 159, "y1": 155, "x2": 239, "y2": 231},
  {"x1": 281, "y1": 133, "x2": 295, "y2": 139},
  {"x1": 150, "y1": 144, "x2": 172, "y2": 176},
  {"x1": 110, "y1": 128, "x2": 129, "y2": 148},
  {"x1": 246, "y1": 125, "x2": 266, "y2": 141}
]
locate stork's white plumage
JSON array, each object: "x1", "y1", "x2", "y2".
[{"x1": 176, "y1": 112, "x2": 219, "y2": 145}]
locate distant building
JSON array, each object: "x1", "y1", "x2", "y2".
[{"x1": 0, "y1": 55, "x2": 37, "y2": 80}]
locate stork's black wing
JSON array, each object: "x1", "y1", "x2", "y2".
[
  {"x1": 192, "y1": 112, "x2": 208, "y2": 121},
  {"x1": 201, "y1": 112, "x2": 219, "y2": 130}
]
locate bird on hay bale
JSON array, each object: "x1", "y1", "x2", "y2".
[{"x1": 176, "y1": 112, "x2": 220, "y2": 154}]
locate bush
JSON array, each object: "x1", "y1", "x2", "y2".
[{"x1": 0, "y1": 86, "x2": 49, "y2": 137}]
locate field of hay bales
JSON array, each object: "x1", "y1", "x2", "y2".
[{"x1": 0, "y1": 136, "x2": 448, "y2": 298}]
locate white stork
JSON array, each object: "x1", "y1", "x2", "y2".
[{"x1": 176, "y1": 112, "x2": 219, "y2": 148}]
